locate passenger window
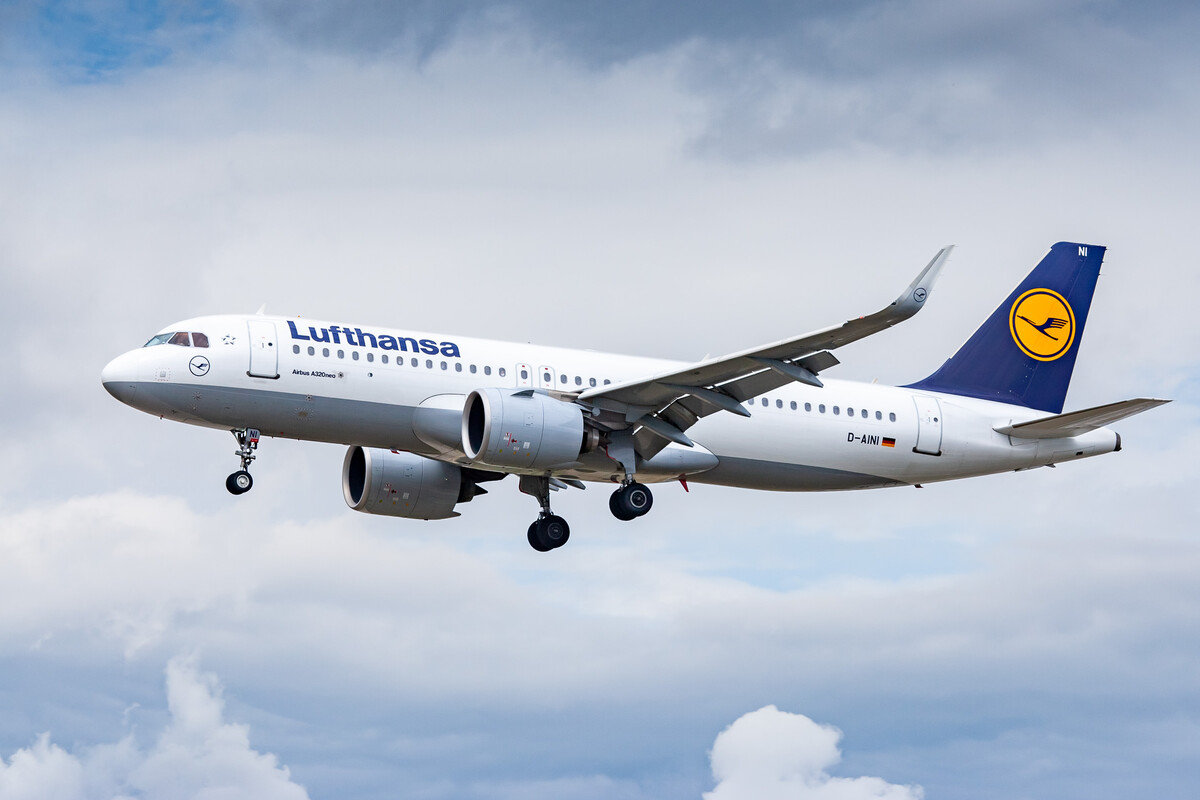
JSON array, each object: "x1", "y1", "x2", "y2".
[
  {"x1": 484, "y1": 366, "x2": 492, "y2": 376},
  {"x1": 338, "y1": 350, "x2": 345, "y2": 359},
  {"x1": 367, "y1": 353, "x2": 374, "y2": 363},
  {"x1": 819, "y1": 404, "x2": 826, "y2": 413},
  {"x1": 805, "y1": 402, "x2": 812, "y2": 412},
  {"x1": 499, "y1": 367, "x2": 507, "y2": 377},
  {"x1": 470, "y1": 364, "x2": 477, "y2": 374},
  {"x1": 168, "y1": 332, "x2": 190, "y2": 347},
  {"x1": 382, "y1": 354, "x2": 389, "y2": 364},
  {"x1": 589, "y1": 378, "x2": 597, "y2": 387},
  {"x1": 307, "y1": 346, "x2": 315, "y2": 356},
  {"x1": 790, "y1": 401, "x2": 797, "y2": 410},
  {"x1": 889, "y1": 412, "x2": 896, "y2": 422},
  {"x1": 603, "y1": 379, "x2": 611, "y2": 385},
  {"x1": 411, "y1": 358, "x2": 418, "y2": 367},
  {"x1": 426, "y1": 359, "x2": 433, "y2": 368},
  {"x1": 322, "y1": 347, "x2": 330, "y2": 357},
  {"x1": 833, "y1": 406, "x2": 840, "y2": 415},
  {"x1": 560, "y1": 374, "x2": 567, "y2": 384},
  {"x1": 521, "y1": 369, "x2": 529, "y2": 380},
  {"x1": 575, "y1": 376, "x2": 582, "y2": 386},
  {"x1": 848, "y1": 407, "x2": 854, "y2": 416},
  {"x1": 875, "y1": 411, "x2": 882, "y2": 420},
  {"x1": 761, "y1": 398, "x2": 768, "y2": 407},
  {"x1": 861, "y1": 409, "x2": 867, "y2": 418},
  {"x1": 191, "y1": 332, "x2": 209, "y2": 348},
  {"x1": 352, "y1": 352, "x2": 360, "y2": 361},
  {"x1": 456, "y1": 363, "x2": 462, "y2": 372},
  {"x1": 776, "y1": 399, "x2": 783, "y2": 408},
  {"x1": 440, "y1": 361, "x2": 447, "y2": 370},
  {"x1": 292, "y1": 345, "x2": 300, "y2": 354}
]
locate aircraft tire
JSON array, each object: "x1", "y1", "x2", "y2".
[
  {"x1": 537, "y1": 513, "x2": 568, "y2": 551},
  {"x1": 609, "y1": 491, "x2": 636, "y2": 521},
  {"x1": 226, "y1": 470, "x2": 253, "y2": 495},
  {"x1": 528, "y1": 521, "x2": 551, "y2": 552},
  {"x1": 610, "y1": 482, "x2": 653, "y2": 520}
]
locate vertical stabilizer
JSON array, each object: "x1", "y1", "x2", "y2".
[{"x1": 906, "y1": 242, "x2": 1104, "y2": 414}]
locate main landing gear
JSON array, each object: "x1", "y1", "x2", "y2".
[
  {"x1": 609, "y1": 481, "x2": 653, "y2": 521},
  {"x1": 226, "y1": 428, "x2": 260, "y2": 495},
  {"x1": 519, "y1": 476, "x2": 570, "y2": 552}
]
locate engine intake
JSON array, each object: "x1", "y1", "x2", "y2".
[
  {"x1": 343, "y1": 446, "x2": 467, "y2": 520},
  {"x1": 462, "y1": 388, "x2": 595, "y2": 470}
]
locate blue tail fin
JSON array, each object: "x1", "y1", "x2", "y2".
[{"x1": 906, "y1": 242, "x2": 1104, "y2": 414}]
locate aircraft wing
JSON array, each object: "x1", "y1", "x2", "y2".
[
  {"x1": 577, "y1": 246, "x2": 953, "y2": 456},
  {"x1": 994, "y1": 397, "x2": 1171, "y2": 439}
]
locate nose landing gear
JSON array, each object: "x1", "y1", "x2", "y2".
[{"x1": 226, "y1": 428, "x2": 260, "y2": 495}]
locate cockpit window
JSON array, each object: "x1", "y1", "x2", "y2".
[{"x1": 144, "y1": 331, "x2": 203, "y2": 348}]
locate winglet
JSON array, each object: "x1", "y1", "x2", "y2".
[{"x1": 890, "y1": 245, "x2": 953, "y2": 321}]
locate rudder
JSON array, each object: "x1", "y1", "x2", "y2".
[{"x1": 906, "y1": 242, "x2": 1104, "y2": 414}]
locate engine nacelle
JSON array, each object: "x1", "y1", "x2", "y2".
[
  {"x1": 342, "y1": 447, "x2": 464, "y2": 520},
  {"x1": 462, "y1": 388, "x2": 594, "y2": 470}
]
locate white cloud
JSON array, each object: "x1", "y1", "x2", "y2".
[
  {"x1": 0, "y1": 734, "x2": 86, "y2": 800},
  {"x1": 705, "y1": 706, "x2": 922, "y2": 800},
  {"x1": 0, "y1": 656, "x2": 308, "y2": 800}
]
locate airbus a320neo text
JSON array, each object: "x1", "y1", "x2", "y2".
[{"x1": 102, "y1": 242, "x2": 1167, "y2": 551}]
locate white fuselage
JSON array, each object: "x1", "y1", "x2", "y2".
[{"x1": 101, "y1": 314, "x2": 1119, "y2": 491}]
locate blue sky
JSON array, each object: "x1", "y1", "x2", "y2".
[{"x1": 1, "y1": 2, "x2": 1198, "y2": 799}]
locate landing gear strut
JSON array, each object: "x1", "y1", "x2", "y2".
[
  {"x1": 609, "y1": 481, "x2": 653, "y2": 521},
  {"x1": 226, "y1": 428, "x2": 260, "y2": 495},
  {"x1": 519, "y1": 476, "x2": 570, "y2": 552}
]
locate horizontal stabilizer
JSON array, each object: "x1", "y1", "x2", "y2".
[{"x1": 994, "y1": 398, "x2": 1170, "y2": 439}]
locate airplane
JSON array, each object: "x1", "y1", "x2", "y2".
[{"x1": 101, "y1": 242, "x2": 1168, "y2": 551}]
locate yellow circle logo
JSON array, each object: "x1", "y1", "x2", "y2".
[{"x1": 1009, "y1": 289, "x2": 1075, "y2": 361}]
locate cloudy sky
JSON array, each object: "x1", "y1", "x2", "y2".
[{"x1": 2, "y1": 1, "x2": 1198, "y2": 798}]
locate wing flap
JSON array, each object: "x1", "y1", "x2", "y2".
[{"x1": 994, "y1": 398, "x2": 1170, "y2": 439}]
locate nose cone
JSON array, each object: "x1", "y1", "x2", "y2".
[{"x1": 101, "y1": 351, "x2": 139, "y2": 404}]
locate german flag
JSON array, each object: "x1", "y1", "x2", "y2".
[{"x1": 882, "y1": 437, "x2": 896, "y2": 448}]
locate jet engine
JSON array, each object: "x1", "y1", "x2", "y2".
[
  {"x1": 462, "y1": 388, "x2": 598, "y2": 470},
  {"x1": 342, "y1": 446, "x2": 493, "y2": 520}
]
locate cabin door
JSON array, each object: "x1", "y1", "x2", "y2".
[
  {"x1": 247, "y1": 320, "x2": 279, "y2": 379},
  {"x1": 912, "y1": 395, "x2": 943, "y2": 456}
]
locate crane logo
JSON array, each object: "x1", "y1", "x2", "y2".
[{"x1": 1009, "y1": 288, "x2": 1075, "y2": 361}]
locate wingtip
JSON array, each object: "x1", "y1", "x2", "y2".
[{"x1": 894, "y1": 245, "x2": 952, "y2": 314}]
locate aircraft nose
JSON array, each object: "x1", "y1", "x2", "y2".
[{"x1": 101, "y1": 351, "x2": 139, "y2": 403}]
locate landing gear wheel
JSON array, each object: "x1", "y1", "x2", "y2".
[
  {"x1": 528, "y1": 521, "x2": 552, "y2": 552},
  {"x1": 609, "y1": 491, "x2": 635, "y2": 521},
  {"x1": 226, "y1": 470, "x2": 253, "y2": 495},
  {"x1": 529, "y1": 515, "x2": 570, "y2": 551},
  {"x1": 609, "y1": 482, "x2": 653, "y2": 520}
]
